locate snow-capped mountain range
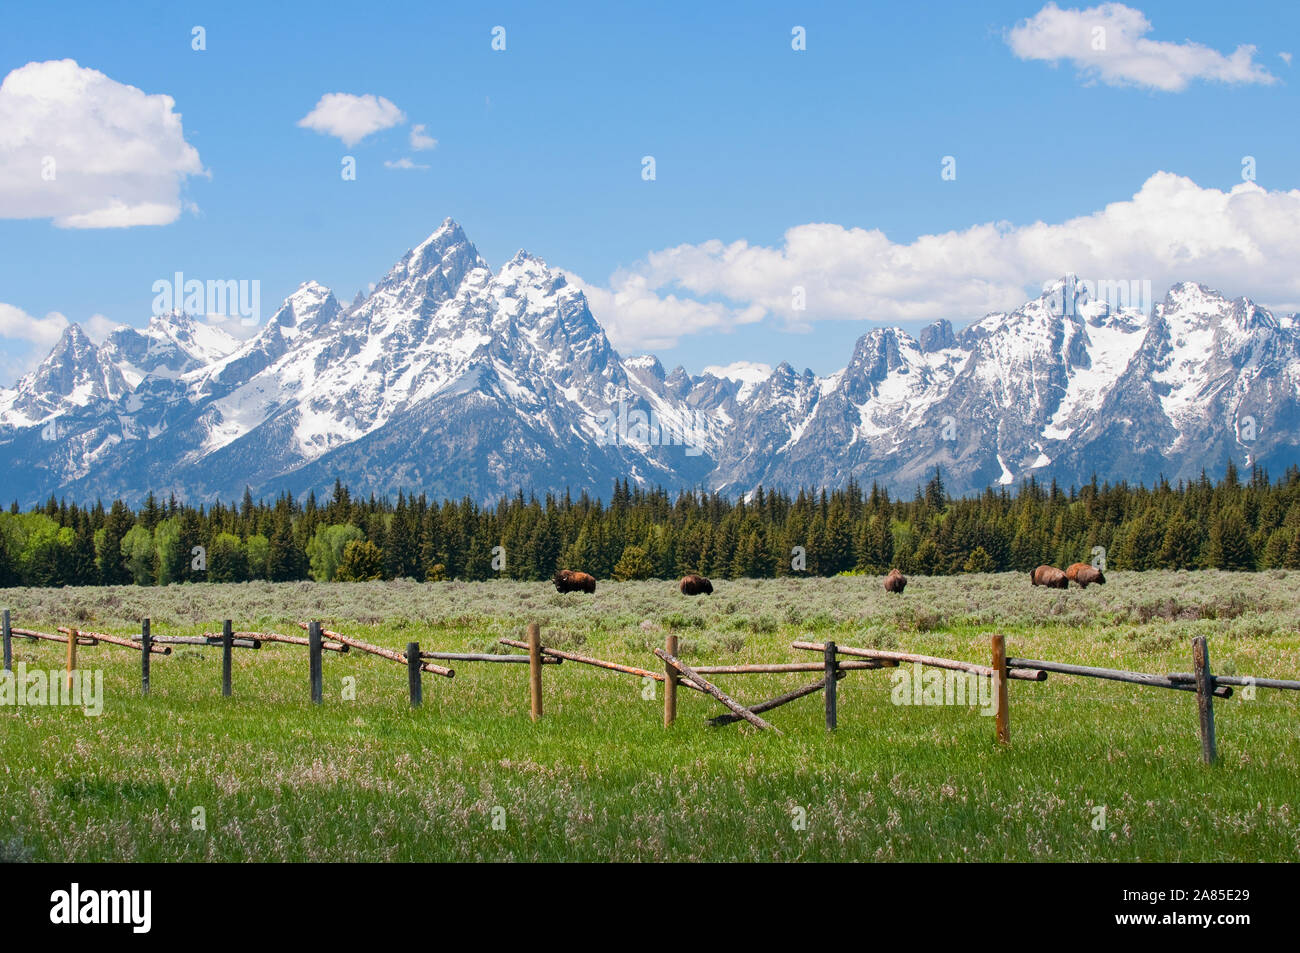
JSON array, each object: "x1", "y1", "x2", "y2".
[{"x1": 3, "y1": 219, "x2": 1298, "y2": 506}]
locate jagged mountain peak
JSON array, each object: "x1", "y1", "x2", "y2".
[
  {"x1": 918, "y1": 318, "x2": 957, "y2": 352},
  {"x1": 0, "y1": 321, "x2": 125, "y2": 427},
  {"x1": 4, "y1": 218, "x2": 1300, "y2": 505},
  {"x1": 51, "y1": 320, "x2": 94, "y2": 351},
  {"x1": 32, "y1": 323, "x2": 100, "y2": 387},
  {"x1": 625, "y1": 354, "x2": 666, "y2": 382},
  {"x1": 412, "y1": 216, "x2": 472, "y2": 258},
  {"x1": 293, "y1": 279, "x2": 332, "y2": 299},
  {"x1": 847, "y1": 326, "x2": 918, "y2": 381},
  {"x1": 506, "y1": 248, "x2": 546, "y2": 266},
  {"x1": 495, "y1": 248, "x2": 566, "y2": 290},
  {"x1": 376, "y1": 217, "x2": 488, "y2": 300},
  {"x1": 1165, "y1": 279, "x2": 1221, "y2": 302},
  {"x1": 269, "y1": 281, "x2": 340, "y2": 335}
]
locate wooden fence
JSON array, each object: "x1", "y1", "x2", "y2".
[{"x1": 2, "y1": 607, "x2": 1297, "y2": 764}]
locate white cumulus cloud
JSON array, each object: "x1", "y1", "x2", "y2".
[
  {"x1": 0, "y1": 302, "x2": 69, "y2": 350},
  {"x1": 566, "y1": 270, "x2": 765, "y2": 352},
  {"x1": 0, "y1": 59, "x2": 204, "y2": 228},
  {"x1": 297, "y1": 93, "x2": 405, "y2": 146},
  {"x1": 574, "y1": 172, "x2": 1300, "y2": 349},
  {"x1": 1006, "y1": 3, "x2": 1277, "y2": 91},
  {"x1": 701, "y1": 361, "x2": 774, "y2": 388}
]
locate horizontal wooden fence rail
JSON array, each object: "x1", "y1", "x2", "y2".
[
  {"x1": 11, "y1": 627, "x2": 98, "y2": 646},
  {"x1": 688, "y1": 660, "x2": 893, "y2": 675},
  {"x1": 134, "y1": 633, "x2": 259, "y2": 649},
  {"x1": 793, "y1": 640, "x2": 992, "y2": 676},
  {"x1": 422, "y1": 650, "x2": 560, "y2": 664},
  {"x1": 792, "y1": 639, "x2": 1048, "y2": 683},
  {"x1": 211, "y1": 630, "x2": 349, "y2": 653},
  {"x1": 1006, "y1": 657, "x2": 1233, "y2": 698},
  {"x1": 498, "y1": 637, "x2": 702, "y2": 687},
  {"x1": 57, "y1": 627, "x2": 169, "y2": 654},
  {"x1": 1165, "y1": 672, "x2": 1300, "y2": 692},
  {"x1": 296, "y1": 622, "x2": 454, "y2": 677}
]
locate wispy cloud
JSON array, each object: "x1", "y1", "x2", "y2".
[
  {"x1": 297, "y1": 92, "x2": 405, "y2": 146},
  {"x1": 0, "y1": 59, "x2": 205, "y2": 228},
  {"x1": 409, "y1": 124, "x2": 437, "y2": 150},
  {"x1": 1006, "y1": 3, "x2": 1276, "y2": 91},
  {"x1": 384, "y1": 157, "x2": 429, "y2": 171}
]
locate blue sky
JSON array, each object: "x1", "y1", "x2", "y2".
[{"x1": 1, "y1": 0, "x2": 1297, "y2": 385}]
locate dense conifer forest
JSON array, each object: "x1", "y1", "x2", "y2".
[{"x1": 0, "y1": 462, "x2": 1287, "y2": 588}]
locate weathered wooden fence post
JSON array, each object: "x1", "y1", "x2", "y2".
[
  {"x1": 527, "y1": 622, "x2": 542, "y2": 721},
  {"x1": 2, "y1": 608, "x2": 11, "y2": 674},
  {"x1": 221, "y1": 619, "x2": 234, "y2": 697},
  {"x1": 406, "y1": 642, "x2": 422, "y2": 708},
  {"x1": 824, "y1": 640, "x2": 838, "y2": 730},
  {"x1": 140, "y1": 617, "x2": 151, "y2": 695},
  {"x1": 1192, "y1": 636, "x2": 1216, "y2": 764},
  {"x1": 991, "y1": 634, "x2": 1010, "y2": 745},
  {"x1": 65, "y1": 626, "x2": 78, "y2": 692},
  {"x1": 663, "y1": 633, "x2": 679, "y2": 727},
  {"x1": 308, "y1": 621, "x2": 323, "y2": 705}
]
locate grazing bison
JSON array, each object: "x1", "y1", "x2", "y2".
[
  {"x1": 1030, "y1": 565, "x2": 1068, "y2": 589},
  {"x1": 883, "y1": 568, "x2": 908, "y2": 593},
  {"x1": 1065, "y1": 562, "x2": 1106, "y2": 588},
  {"x1": 679, "y1": 574, "x2": 713, "y2": 595},
  {"x1": 553, "y1": 569, "x2": 597, "y2": 594}
]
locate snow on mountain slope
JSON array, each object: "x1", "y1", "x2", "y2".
[
  {"x1": 1148, "y1": 282, "x2": 1282, "y2": 437},
  {"x1": 5, "y1": 222, "x2": 1300, "y2": 505},
  {"x1": 0, "y1": 324, "x2": 128, "y2": 428},
  {"x1": 1040, "y1": 292, "x2": 1149, "y2": 442}
]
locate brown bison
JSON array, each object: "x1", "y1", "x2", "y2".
[
  {"x1": 883, "y1": 568, "x2": 908, "y2": 593},
  {"x1": 679, "y1": 574, "x2": 713, "y2": 595},
  {"x1": 1065, "y1": 562, "x2": 1106, "y2": 588},
  {"x1": 1030, "y1": 565, "x2": 1068, "y2": 589},
  {"x1": 553, "y1": 569, "x2": 596, "y2": 594}
]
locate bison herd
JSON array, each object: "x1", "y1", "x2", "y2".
[
  {"x1": 1031, "y1": 562, "x2": 1106, "y2": 589},
  {"x1": 546, "y1": 561, "x2": 1104, "y2": 595}
]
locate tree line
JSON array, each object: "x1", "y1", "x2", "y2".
[{"x1": 0, "y1": 461, "x2": 1290, "y2": 589}]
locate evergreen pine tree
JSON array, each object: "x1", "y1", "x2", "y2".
[
  {"x1": 1207, "y1": 506, "x2": 1255, "y2": 571},
  {"x1": 268, "y1": 508, "x2": 308, "y2": 581},
  {"x1": 612, "y1": 544, "x2": 655, "y2": 580}
]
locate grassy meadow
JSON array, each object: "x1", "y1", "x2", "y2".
[{"x1": 0, "y1": 571, "x2": 1297, "y2": 862}]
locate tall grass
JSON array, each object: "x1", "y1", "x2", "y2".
[{"x1": 1, "y1": 572, "x2": 1297, "y2": 861}]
